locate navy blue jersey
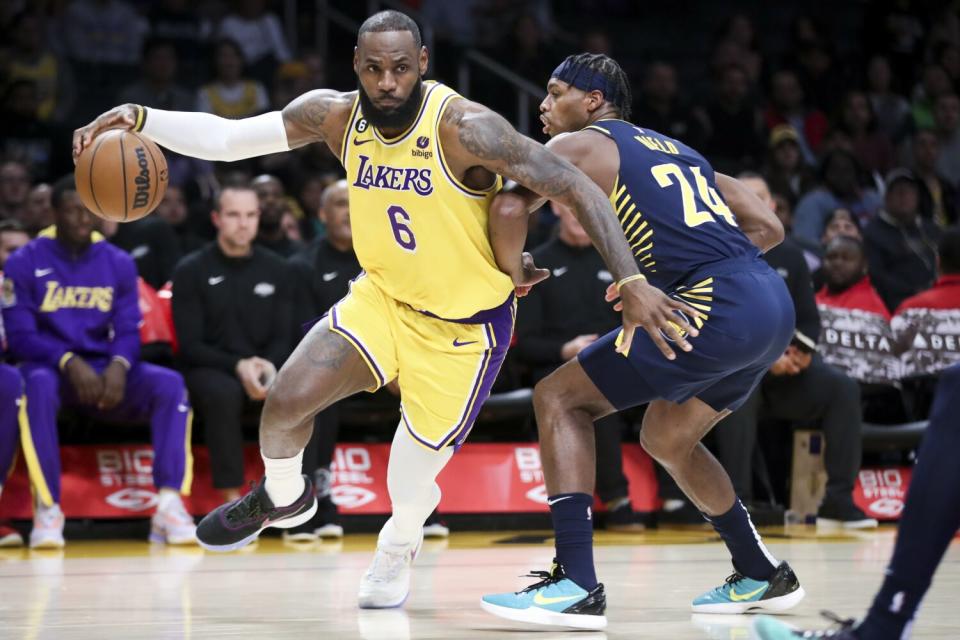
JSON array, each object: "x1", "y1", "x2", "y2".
[{"x1": 585, "y1": 119, "x2": 760, "y2": 291}]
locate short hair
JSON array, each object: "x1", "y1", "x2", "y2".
[
  {"x1": 554, "y1": 53, "x2": 633, "y2": 120},
  {"x1": 826, "y1": 233, "x2": 865, "y2": 256},
  {"x1": 0, "y1": 219, "x2": 26, "y2": 234},
  {"x1": 939, "y1": 226, "x2": 960, "y2": 273},
  {"x1": 50, "y1": 175, "x2": 77, "y2": 211},
  {"x1": 214, "y1": 185, "x2": 258, "y2": 211},
  {"x1": 358, "y1": 10, "x2": 422, "y2": 49},
  {"x1": 824, "y1": 207, "x2": 862, "y2": 232}
]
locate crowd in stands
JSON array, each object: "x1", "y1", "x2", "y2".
[{"x1": 1, "y1": 0, "x2": 960, "y2": 544}]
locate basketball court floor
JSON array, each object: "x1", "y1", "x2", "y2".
[{"x1": 1, "y1": 526, "x2": 957, "y2": 639}]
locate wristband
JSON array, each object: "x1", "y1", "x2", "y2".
[
  {"x1": 58, "y1": 352, "x2": 75, "y2": 371},
  {"x1": 133, "y1": 105, "x2": 146, "y2": 132},
  {"x1": 615, "y1": 273, "x2": 647, "y2": 291},
  {"x1": 110, "y1": 355, "x2": 132, "y2": 371}
]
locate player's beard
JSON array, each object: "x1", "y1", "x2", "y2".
[{"x1": 358, "y1": 77, "x2": 423, "y2": 131}]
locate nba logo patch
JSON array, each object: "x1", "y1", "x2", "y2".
[{"x1": 416, "y1": 136, "x2": 429, "y2": 148}]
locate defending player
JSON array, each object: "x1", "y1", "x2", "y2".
[
  {"x1": 73, "y1": 12, "x2": 698, "y2": 608},
  {"x1": 751, "y1": 364, "x2": 960, "y2": 639},
  {"x1": 481, "y1": 54, "x2": 803, "y2": 629}
]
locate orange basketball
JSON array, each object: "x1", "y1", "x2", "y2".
[{"x1": 75, "y1": 129, "x2": 168, "y2": 222}]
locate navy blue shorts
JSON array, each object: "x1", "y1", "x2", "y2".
[{"x1": 579, "y1": 258, "x2": 795, "y2": 412}]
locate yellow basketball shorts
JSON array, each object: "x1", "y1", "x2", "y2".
[{"x1": 329, "y1": 273, "x2": 515, "y2": 451}]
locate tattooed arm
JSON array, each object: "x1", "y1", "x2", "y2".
[
  {"x1": 73, "y1": 90, "x2": 356, "y2": 162},
  {"x1": 442, "y1": 100, "x2": 700, "y2": 358}
]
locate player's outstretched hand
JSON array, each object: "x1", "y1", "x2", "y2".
[
  {"x1": 514, "y1": 252, "x2": 550, "y2": 297},
  {"x1": 72, "y1": 104, "x2": 139, "y2": 163},
  {"x1": 607, "y1": 279, "x2": 700, "y2": 360}
]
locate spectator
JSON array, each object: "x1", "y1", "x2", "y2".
[
  {"x1": 794, "y1": 43, "x2": 846, "y2": 113},
  {"x1": 932, "y1": 93, "x2": 960, "y2": 188},
  {"x1": 893, "y1": 227, "x2": 960, "y2": 377},
  {"x1": 817, "y1": 236, "x2": 891, "y2": 320},
  {"x1": 698, "y1": 64, "x2": 765, "y2": 174},
  {"x1": 713, "y1": 14, "x2": 763, "y2": 84},
  {"x1": 514, "y1": 202, "x2": 648, "y2": 531},
  {"x1": 763, "y1": 125, "x2": 818, "y2": 204},
  {"x1": 154, "y1": 185, "x2": 204, "y2": 256},
  {"x1": 100, "y1": 214, "x2": 182, "y2": 290},
  {"x1": 808, "y1": 208, "x2": 863, "y2": 287},
  {"x1": 21, "y1": 183, "x2": 54, "y2": 236},
  {"x1": 793, "y1": 149, "x2": 883, "y2": 242},
  {"x1": 815, "y1": 235, "x2": 902, "y2": 386},
  {"x1": 252, "y1": 174, "x2": 303, "y2": 258},
  {"x1": 2, "y1": 175, "x2": 196, "y2": 549},
  {"x1": 6, "y1": 10, "x2": 76, "y2": 122},
  {"x1": 837, "y1": 90, "x2": 895, "y2": 177},
  {"x1": 270, "y1": 61, "x2": 312, "y2": 112},
  {"x1": 171, "y1": 185, "x2": 293, "y2": 501},
  {"x1": 0, "y1": 160, "x2": 31, "y2": 221},
  {"x1": 217, "y1": 0, "x2": 292, "y2": 85},
  {"x1": 0, "y1": 81, "x2": 63, "y2": 182},
  {"x1": 911, "y1": 64, "x2": 953, "y2": 131},
  {"x1": 633, "y1": 61, "x2": 705, "y2": 149},
  {"x1": 909, "y1": 129, "x2": 960, "y2": 226},
  {"x1": 764, "y1": 69, "x2": 829, "y2": 165},
  {"x1": 148, "y1": 0, "x2": 212, "y2": 87},
  {"x1": 502, "y1": 14, "x2": 557, "y2": 88},
  {"x1": 864, "y1": 169, "x2": 940, "y2": 311},
  {"x1": 283, "y1": 180, "x2": 359, "y2": 541},
  {"x1": 60, "y1": 0, "x2": 149, "y2": 66},
  {"x1": 0, "y1": 220, "x2": 30, "y2": 268},
  {"x1": 895, "y1": 226, "x2": 960, "y2": 314},
  {"x1": 118, "y1": 38, "x2": 194, "y2": 112},
  {"x1": 866, "y1": 54, "x2": 912, "y2": 142},
  {"x1": 196, "y1": 39, "x2": 269, "y2": 119},
  {"x1": 713, "y1": 175, "x2": 875, "y2": 530}
]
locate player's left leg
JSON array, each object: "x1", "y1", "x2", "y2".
[
  {"x1": 0, "y1": 365, "x2": 25, "y2": 548},
  {"x1": 115, "y1": 363, "x2": 197, "y2": 544},
  {"x1": 358, "y1": 426, "x2": 453, "y2": 608},
  {"x1": 481, "y1": 357, "x2": 614, "y2": 630},
  {"x1": 640, "y1": 398, "x2": 804, "y2": 614},
  {"x1": 752, "y1": 364, "x2": 960, "y2": 640}
]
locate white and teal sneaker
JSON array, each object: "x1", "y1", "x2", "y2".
[
  {"x1": 751, "y1": 612, "x2": 859, "y2": 639},
  {"x1": 693, "y1": 561, "x2": 805, "y2": 614},
  {"x1": 481, "y1": 562, "x2": 607, "y2": 630}
]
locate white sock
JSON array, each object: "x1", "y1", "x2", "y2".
[
  {"x1": 263, "y1": 450, "x2": 305, "y2": 507},
  {"x1": 156, "y1": 488, "x2": 182, "y2": 512},
  {"x1": 378, "y1": 425, "x2": 452, "y2": 548}
]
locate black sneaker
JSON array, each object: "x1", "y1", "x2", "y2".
[
  {"x1": 423, "y1": 509, "x2": 449, "y2": 538},
  {"x1": 752, "y1": 610, "x2": 858, "y2": 638},
  {"x1": 604, "y1": 500, "x2": 647, "y2": 533},
  {"x1": 197, "y1": 475, "x2": 317, "y2": 551},
  {"x1": 816, "y1": 495, "x2": 878, "y2": 530}
]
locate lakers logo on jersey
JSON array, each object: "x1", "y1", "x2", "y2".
[
  {"x1": 39, "y1": 281, "x2": 114, "y2": 312},
  {"x1": 340, "y1": 81, "x2": 512, "y2": 319},
  {"x1": 352, "y1": 155, "x2": 433, "y2": 195}
]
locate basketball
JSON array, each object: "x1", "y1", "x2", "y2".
[{"x1": 74, "y1": 129, "x2": 168, "y2": 222}]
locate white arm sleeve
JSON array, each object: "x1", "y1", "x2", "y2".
[{"x1": 140, "y1": 109, "x2": 290, "y2": 162}]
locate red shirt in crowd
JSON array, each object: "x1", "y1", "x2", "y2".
[
  {"x1": 894, "y1": 274, "x2": 960, "y2": 314},
  {"x1": 816, "y1": 275, "x2": 892, "y2": 321}
]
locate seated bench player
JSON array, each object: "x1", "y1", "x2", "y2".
[{"x1": 1, "y1": 175, "x2": 196, "y2": 548}]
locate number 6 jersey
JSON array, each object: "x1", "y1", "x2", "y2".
[{"x1": 340, "y1": 80, "x2": 513, "y2": 320}]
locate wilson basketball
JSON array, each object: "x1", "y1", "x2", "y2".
[{"x1": 75, "y1": 129, "x2": 168, "y2": 222}]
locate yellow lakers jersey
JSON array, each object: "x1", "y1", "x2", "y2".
[{"x1": 340, "y1": 81, "x2": 513, "y2": 319}]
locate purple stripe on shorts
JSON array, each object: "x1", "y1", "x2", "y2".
[
  {"x1": 449, "y1": 304, "x2": 515, "y2": 450},
  {"x1": 330, "y1": 305, "x2": 386, "y2": 388}
]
